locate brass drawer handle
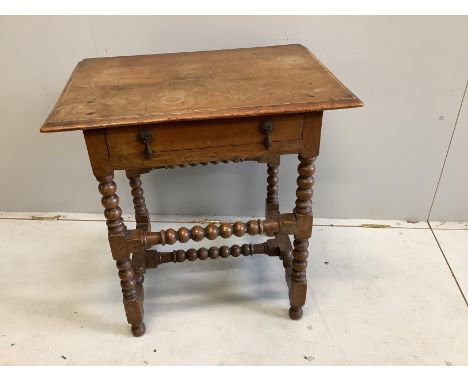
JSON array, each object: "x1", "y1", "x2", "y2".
[
  {"x1": 137, "y1": 130, "x2": 153, "y2": 159},
  {"x1": 260, "y1": 120, "x2": 274, "y2": 149}
]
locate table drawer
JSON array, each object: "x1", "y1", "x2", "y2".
[{"x1": 105, "y1": 114, "x2": 304, "y2": 168}]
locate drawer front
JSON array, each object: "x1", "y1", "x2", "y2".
[{"x1": 105, "y1": 114, "x2": 304, "y2": 168}]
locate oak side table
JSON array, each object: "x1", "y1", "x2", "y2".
[{"x1": 41, "y1": 44, "x2": 363, "y2": 337}]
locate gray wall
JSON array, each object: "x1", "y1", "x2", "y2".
[{"x1": 1, "y1": 16, "x2": 467, "y2": 220}]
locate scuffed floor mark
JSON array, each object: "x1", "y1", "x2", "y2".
[
  {"x1": 192, "y1": 218, "x2": 222, "y2": 224},
  {"x1": 361, "y1": 224, "x2": 391, "y2": 229},
  {"x1": 31, "y1": 215, "x2": 61, "y2": 221}
]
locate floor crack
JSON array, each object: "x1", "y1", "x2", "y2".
[{"x1": 428, "y1": 221, "x2": 468, "y2": 307}]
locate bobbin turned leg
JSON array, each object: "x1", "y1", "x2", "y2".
[
  {"x1": 265, "y1": 157, "x2": 280, "y2": 219},
  {"x1": 264, "y1": 158, "x2": 293, "y2": 283},
  {"x1": 98, "y1": 174, "x2": 145, "y2": 337},
  {"x1": 289, "y1": 155, "x2": 316, "y2": 320},
  {"x1": 125, "y1": 169, "x2": 150, "y2": 298},
  {"x1": 125, "y1": 169, "x2": 151, "y2": 232}
]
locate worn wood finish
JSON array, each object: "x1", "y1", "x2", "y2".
[
  {"x1": 41, "y1": 45, "x2": 362, "y2": 133},
  {"x1": 41, "y1": 45, "x2": 363, "y2": 336},
  {"x1": 131, "y1": 251, "x2": 146, "y2": 290}
]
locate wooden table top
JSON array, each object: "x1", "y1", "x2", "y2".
[{"x1": 41, "y1": 44, "x2": 363, "y2": 133}]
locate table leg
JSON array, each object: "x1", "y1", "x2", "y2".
[
  {"x1": 265, "y1": 156, "x2": 280, "y2": 219},
  {"x1": 289, "y1": 155, "x2": 316, "y2": 320},
  {"x1": 97, "y1": 173, "x2": 145, "y2": 336},
  {"x1": 125, "y1": 169, "x2": 150, "y2": 308},
  {"x1": 266, "y1": 163, "x2": 279, "y2": 204},
  {"x1": 125, "y1": 169, "x2": 151, "y2": 232}
]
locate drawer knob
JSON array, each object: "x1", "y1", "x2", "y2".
[
  {"x1": 137, "y1": 130, "x2": 153, "y2": 160},
  {"x1": 260, "y1": 120, "x2": 275, "y2": 149}
]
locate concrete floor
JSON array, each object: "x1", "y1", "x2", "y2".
[{"x1": 0, "y1": 212, "x2": 467, "y2": 365}]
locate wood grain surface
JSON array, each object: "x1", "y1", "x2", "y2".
[{"x1": 41, "y1": 44, "x2": 362, "y2": 133}]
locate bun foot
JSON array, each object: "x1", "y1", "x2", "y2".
[
  {"x1": 289, "y1": 307, "x2": 303, "y2": 320},
  {"x1": 131, "y1": 323, "x2": 146, "y2": 337}
]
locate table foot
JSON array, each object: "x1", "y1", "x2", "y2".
[
  {"x1": 289, "y1": 307, "x2": 303, "y2": 320},
  {"x1": 131, "y1": 322, "x2": 146, "y2": 337}
]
